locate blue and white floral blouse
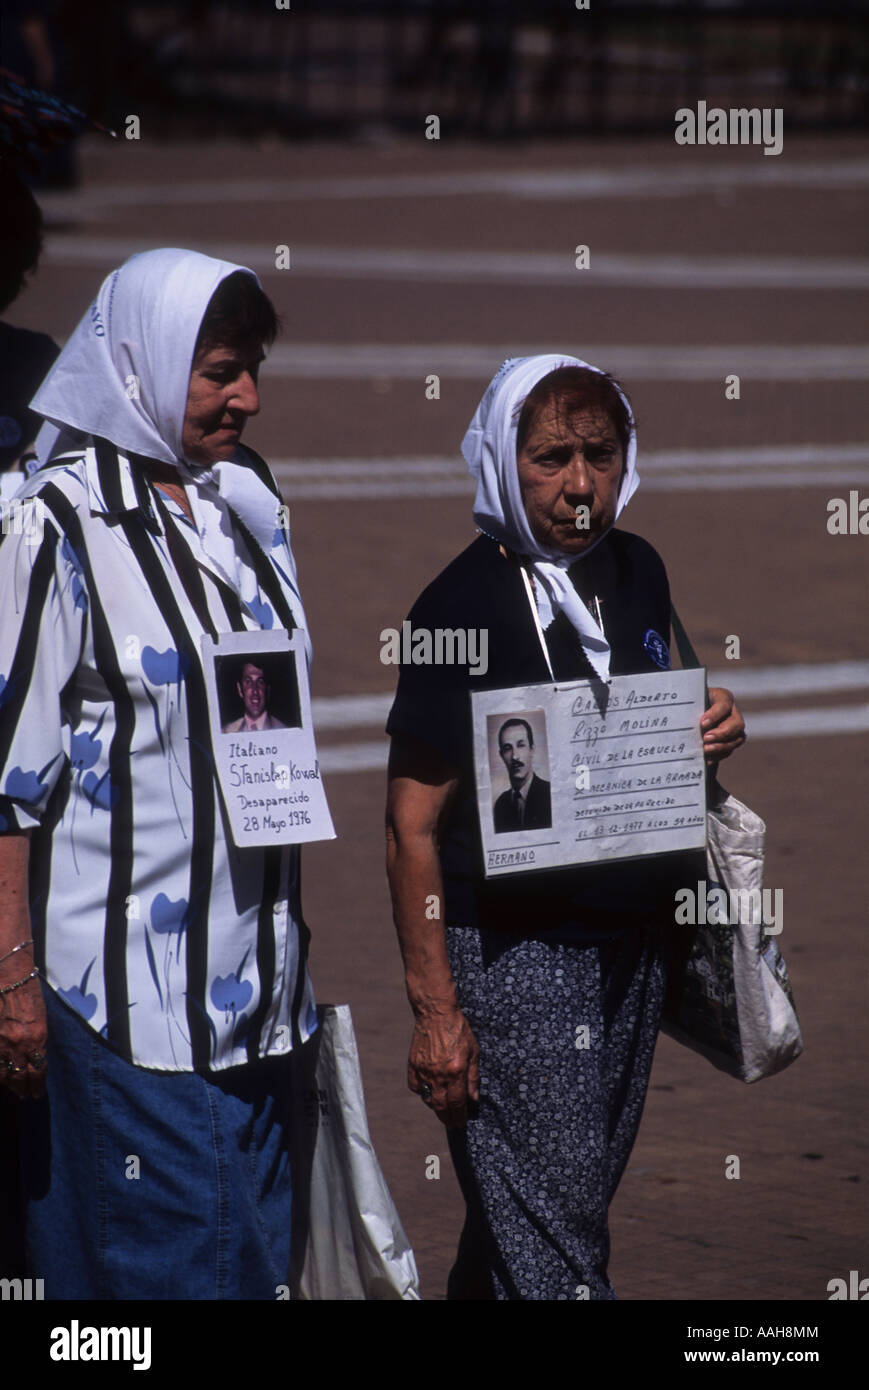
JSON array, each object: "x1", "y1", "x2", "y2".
[{"x1": 0, "y1": 441, "x2": 318, "y2": 1071}]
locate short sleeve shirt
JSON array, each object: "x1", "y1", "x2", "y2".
[
  {"x1": 0, "y1": 442, "x2": 317, "y2": 1071},
  {"x1": 387, "y1": 531, "x2": 697, "y2": 937}
]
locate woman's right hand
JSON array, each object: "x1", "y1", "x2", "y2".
[
  {"x1": 409, "y1": 1006, "x2": 480, "y2": 1129},
  {"x1": 0, "y1": 972, "x2": 48, "y2": 1099}
]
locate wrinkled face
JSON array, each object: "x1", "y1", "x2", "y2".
[
  {"x1": 516, "y1": 399, "x2": 624, "y2": 555},
  {"x1": 238, "y1": 663, "x2": 268, "y2": 721},
  {"x1": 182, "y1": 342, "x2": 263, "y2": 466},
  {"x1": 499, "y1": 724, "x2": 534, "y2": 788}
]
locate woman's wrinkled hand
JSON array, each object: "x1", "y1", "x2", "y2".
[
  {"x1": 0, "y1": 973, "x2": 47, "y2": 1099},
  {"x1": 408, "y1": 1007, "x2": 480, "y2": 1129},
  {"x1": 701, "y1": 687, "x2": 747, "y2": 765}
]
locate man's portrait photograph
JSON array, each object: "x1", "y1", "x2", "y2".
[
  {"x1": 487, "y1": 711, "x2": 552, "y2": 834},
  {"x1": 217, "y1": 653, "x2": 301, "y2": 734}
]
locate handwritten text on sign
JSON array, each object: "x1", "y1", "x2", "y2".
[
  {"x1": 225, "y1": 740, "x2": 320, "y2": 836},
  {"x1": 202, "y1": 628, "x2": 335, "y2": 848},
  {"x1": 471, "y1": 669, "x2": 707, "y2": 878}
]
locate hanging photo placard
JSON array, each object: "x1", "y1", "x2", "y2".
[
  {"x1": 202, "y1": 629, "x2": 335, "y2": 847},
  {"x1": 471, "y1": 667, "x2": 708, "y2": 878}
]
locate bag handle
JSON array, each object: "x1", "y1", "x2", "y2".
[
  {"x1": 670, "y1": 604, "x2": 700, "y2": 672},
  {"x1": 671, "y1": 605, "x2": 724, "y2": 803},
  {"x1": 671, "y1": 603, "x2": 711, "y2": 703}
]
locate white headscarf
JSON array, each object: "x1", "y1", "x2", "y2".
[
  {"x1": 30, "y1": 247, "x2": 282, "y2": 569},
  {"x1": 462, "y1": 354, "x2": 639, "y2": 681}
]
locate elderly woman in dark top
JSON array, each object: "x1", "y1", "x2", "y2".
[{"x1": 385, "y1": 355, "x2": 745, "y2": 1301}]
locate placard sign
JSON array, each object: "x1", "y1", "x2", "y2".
[
  {"x1": 471, "y1": 668, "x2": 707, "y2": 878},
  {"x1": 202, "y1": 629, "x2": 335, "y2": 848}
]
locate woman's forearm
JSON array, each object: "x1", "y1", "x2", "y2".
[
  {"x1": 385, "y1": 827, "x2": 460, "y2": 1018},
  {"x1": 385, "y1": 760, "x2": 480, "y2": 1125}
]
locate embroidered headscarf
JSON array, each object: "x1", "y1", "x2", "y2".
[{"x1": 462, "y1": 354, "x2": 639, "y2": 680}]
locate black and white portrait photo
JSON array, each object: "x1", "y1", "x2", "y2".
[{"x1": 488, "y1": 711, "x2": 552, "y2": 833}]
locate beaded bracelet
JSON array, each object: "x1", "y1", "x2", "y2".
[
  {"x1": 0, "y1": 969, "x2": 40, "y2": 996},
  {"x1": 0, "y1": 939, "x2": 34, "y2": 966}
]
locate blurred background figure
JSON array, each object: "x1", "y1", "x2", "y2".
[
  {"x1": 2, "y1": 1, "x2": 76, "y2": 186},
  {"x1": 0, "y1": 42, "x2": 113, "y2": 1272},
  {"x1": 32, "y1": 1, "x2": 859, "y2": 140},
  {"x1": 0, "y1": 165, "x2": 59, "y2": 499},
  {"x1": 0, "y1": 42, "x2": 114, "y2": 497}
]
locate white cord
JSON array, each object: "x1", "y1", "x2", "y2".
[{"x1": 519, "y1": 564, "x2": 555, "y2": 681}]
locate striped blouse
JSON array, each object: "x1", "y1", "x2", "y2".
[{"x1": 0, "y1": 440, "x2": 317, "y2": 1071}]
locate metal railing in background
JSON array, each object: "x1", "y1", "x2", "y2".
[{"x1": 55, "y1": 1, "x2": 869, "y2": 139}]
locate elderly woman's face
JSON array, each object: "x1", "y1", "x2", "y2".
[
  {"x1": 182, "y1": 342, "x2": 263, "y2": 466},
  {"x1": 516, "y1": 398, "x2": 624, "y2": 555}
]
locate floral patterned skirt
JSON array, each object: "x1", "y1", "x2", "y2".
[{"x1": 445, "y1": 920, "x2": 667, "y2": 1300}]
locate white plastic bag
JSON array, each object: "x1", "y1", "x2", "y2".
[
  {"x1": 662, "y1": 791, "x2": 803, "y2": 1083},
  {"x1": 288, "y1": 1004, "x2": 420, "y2": 1299}
]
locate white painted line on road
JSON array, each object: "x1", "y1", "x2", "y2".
[
  {"x1": 50, "y1": 339, "x2": 869, "y2": 384},
  {"x1": 312, "y1": 693, "x2": 394, "y2": 729},
  {"x1": 276, "y1": 456, "x2": 465, "y2": 479},
  {"x1": 280, "y1": 478, "x2": 468, "y2": 499},
  {"x1": 274, "y1": 472, "x2": 868, "y2": 499},
  {"x1": 272, "y1": 444, "x2": 869, "y2": 497},
  {"x1": 261, "y1": 342, "x2": 869, "y2": 382},
  {"x1": 319, "y1": 701, "x2": 869, "y2": 774},
  {"x1": 43, "y1": 237, "x2": 869, "y2": 290},
  {"x1": 735, "y1": 703, "x2": 869, "y2": 738},
  {"x1": 319, "y1": 741, "x2": 389, "y2": 774},
  {"x1": 706, "y1": 661, "x2": 869, "y2": 698},
  {"x1": 37, "y1": 158, "x2": 869, "y2": 216},
  {"x1": 276, "y1": 445, "x2": 869, "y2": 475},
  {"x1": 640, "y1": 469, "x2": 869, "y2": 492},
  {"x1": 312, "y1": 662, "x2": 869, "y2": 735}
]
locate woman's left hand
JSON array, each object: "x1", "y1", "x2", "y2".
[{"x1": 701, "y1": 687, "x2": 746, "y2": 764}]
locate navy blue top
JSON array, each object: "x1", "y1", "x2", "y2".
[
  {"x1": 0, "y1": 323, "x2": 58, "y2": 469},
  {"x1": 387, "y1": 530, "x2": 703, "y2": 939}
]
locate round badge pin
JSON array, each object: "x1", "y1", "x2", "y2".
[{"x1": 643, "y1": 629, "x2": 670, "y2": 669}]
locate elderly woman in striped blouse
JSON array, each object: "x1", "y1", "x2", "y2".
[{"x1": 0, "y1": 249, "x2": 319, "y2": 1299}]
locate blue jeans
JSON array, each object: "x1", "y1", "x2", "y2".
[{"x1": 17, "y1": 984, "x2": 294, "y2": 1300}]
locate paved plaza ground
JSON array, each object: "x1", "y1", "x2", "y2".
[{"x1": 17, "y1": 125, "x2": 868, "y2": 1306}]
